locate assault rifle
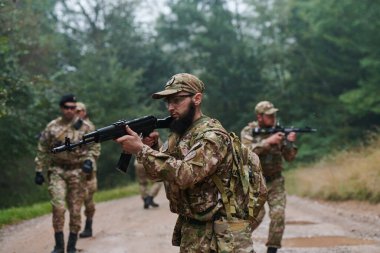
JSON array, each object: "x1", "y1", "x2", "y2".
[
  {"x1": 252, "y1": 125, "x2": 317, "y2": 135},
  {"x1": 52, "y1": 115, "x2": 173, "y2": 173}
]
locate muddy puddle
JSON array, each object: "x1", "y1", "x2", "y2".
[{"x1": 283, "y1": 236, "x2": 378, "y2": 248}]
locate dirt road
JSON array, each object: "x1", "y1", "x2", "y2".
[{"x1": 1, "y1": 192, "x2": 380, "y2": 253}]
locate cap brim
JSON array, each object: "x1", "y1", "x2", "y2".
[
  {"x1": 264, "y1": 108, "x2": 279, "y2": 115},
  {"x1": 151, "y1": 89, "x2": 181, "y2": 99}
]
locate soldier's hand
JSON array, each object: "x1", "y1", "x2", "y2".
[
  {"x1": 82, "y1": 159, "x2": 93, "y2": 174},
  {"x1": 116, "y1": 126, "x2": 144, "y2": 154},
  {"x1": 287, "y1": 132, "x2": 297, "y2": 142},
  {"x1": 34, "y1": 172, "x2": 45, "y2": 185},
  {"x1": 266, "y1": 132, "x2": 284, "y2": 145},
  {"x1": 142, "y1": 131, "x2": 159, "y2": 147}
]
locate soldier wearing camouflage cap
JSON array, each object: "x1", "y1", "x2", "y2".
[
  {"x1": 116, "y1": 73, "x2": 261, "y2": 252},
  {"x1": 34, "y1": 94, "x2": 99, "y2": 253},
  {"x1": 75, "y1": 102, "x2": 101, "y2": 239},
  {"x1": 241, "y1": 101, "x2": 298, "y2": 253}
]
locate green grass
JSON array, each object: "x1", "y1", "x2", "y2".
[{"x1": 0, "y1": 183, "x2": 139, "y2": 228}]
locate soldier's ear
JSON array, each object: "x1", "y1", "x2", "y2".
[{"x1": 192, "y1": 93, "x2": 202, "y2": 106}]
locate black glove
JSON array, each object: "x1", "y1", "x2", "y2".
[
  {"x1": 82, "y1": 159, "x2": 93, "y2": 174},
  {"x1": 35, "y1": 172, "x2": 45, "y2": 185}
]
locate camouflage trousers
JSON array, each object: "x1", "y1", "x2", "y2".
[
  {"x1": 257, "y1": 176, "x2": 286, "y2": 248},
  {"x1": 48, "y1": 166, "x2": 86, "y2": 233},
  {"x1": 174, "y1": 216, "x2": 255, "y2": 253},
  {"x1": 83, "y1": 171, "x2": 98, "y2": 220},
  {"x1": 135, "y1": 162, "x2": 162, "y2": 199}
]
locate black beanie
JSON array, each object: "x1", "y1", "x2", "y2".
[{"x1": 59, "y1": 94, "x2": 77, "y2": 107}]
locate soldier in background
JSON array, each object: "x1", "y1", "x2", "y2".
[
  {"x1": 76, "y1": 102, "x2": 101, "y2": 238},
  {"x1": 134, "y1": 159, "x2": 162, "y2": 209},
  {"x1": 34, "y1": 94, "x2": 99, "y2": 253},
  {"x1": 241, "y1": 101, "x2": 297, "y2": 253}
]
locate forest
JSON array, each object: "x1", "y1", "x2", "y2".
[{"x1": 1, "y1": 0, "x2": 379, "y2": 209}]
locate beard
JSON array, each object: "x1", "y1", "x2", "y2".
[{"x1": 170, "y1": 102, "x2": 196, "y2": 136}]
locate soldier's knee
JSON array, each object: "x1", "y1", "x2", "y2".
[
  {"x1": 52, "y1": 206, "x2": 65, "y2": 216},
  {"x1": 269, "y1": 209, "x2": 285, "y2": 220}
]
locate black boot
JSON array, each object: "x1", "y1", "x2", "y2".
[
  {"x1": 79, "y1": 219, "x2": 93, "y2": 238},
  {"x1": 148, "y1": 196, "x2": 159, "y2": 208},
  {"x1": 143, "y1": 196, "x2": 150, "y2": 209},
  {"x1": 67, "y1": 233, "x2": 78, "y2": 253},
  {"x1": 51, "y1": 232, "x2": 64, "y2": 253},
  {"x1": 267, "y1": 247, "x2": 278, "y2": 253}
]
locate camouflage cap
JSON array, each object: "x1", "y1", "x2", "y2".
[
  {"x1": 76, "y1": 102, "x2": 86, "y2": 111},
  {"x1": 255, "y1": 101, "x2": 279, "y2": 115},
  {"x1": 152, "y1": 73, "x2": 205, "y2": 99}
]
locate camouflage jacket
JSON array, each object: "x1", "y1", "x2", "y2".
[
  {"x1": 35, "y1": 116, "x2": 100, "y2": 172},
  {"x1": 240, "y1": 121, "x2": 297, "y2": 178},
  {"x1": 136, "y1": 115, "x2": 233, "y2": 221}
]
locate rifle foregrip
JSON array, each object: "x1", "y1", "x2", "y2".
[{"x1": 116, "y1": 153, "x2": 132, "y2": 173}]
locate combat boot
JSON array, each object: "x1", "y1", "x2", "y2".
[
  {"x1": 148, "y1": 196, "x2": 159, "y2": 208},
  {"x1": 143, "y1": 196, "x2": 150, "y2": 209},
  {"x1": 67, "y1": 232, "x2": 78, "y2": 253},
  {"x1": 51, "y1": 231, "x2": 64, "y2": 253},
  {"x1": 267, "y1": 247, "x2": 278, "y2": 253},
  {"x1": 79, "y1": 219, "x2": 93, "y2": 238}
]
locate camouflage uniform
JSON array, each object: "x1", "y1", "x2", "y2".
[
  {"x1": 81, "y1": 118, "x2": 101, "y2": 221},
  {"x1": 35, "y1": 116, "x2": 99, "y2": 234},
  {"x1": 138, "y1": 115, "x2": 257, "y2": 252},
  {"x1": 240, "y1": 102, "x2": 297, "y2": 249},
  {"x1": 134, "y1": 159, "x2": 162, "y2": 200},
  {"x1": 133, "y1": 73, "x2": 264, "y2": 252}
]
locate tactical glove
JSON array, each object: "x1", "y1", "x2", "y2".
[
  {"x1": 35, "y1": 171, "x2": 45, "y2": 185},
  {"x1": 82, "y1": 159, "x2": 93, "y2": 174}
]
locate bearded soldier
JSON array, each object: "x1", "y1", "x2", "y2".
[
  {"x1": 116, "y1": 73, "x2": 264, "y2": 252},
  {"x1": 34, "y1": 94, "x2": 99, "y2": 253},
  {"x1": 241, "y1": 101, "x2": 297, "y2": 253}
]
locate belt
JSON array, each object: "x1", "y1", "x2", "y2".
[
  {"x1": 265, "y1": 172, "x2": 282, "y2": 183},
  {"x1": 52, "y1": 162, "x2": 82, "y2": 170}
]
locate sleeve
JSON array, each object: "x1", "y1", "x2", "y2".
[
  {"x1": 241, "y1": 126, "x2": 271, "y2": 155},
  {"x1": 281, "y1": 140, "x2": 298, "y2": 162},
  {"x1": 136, "y1": 131, "x2": 229, "y2": 190},
  {"x1": 82, "y1": 121, "x2": 101, "y2": 162},
  {"x1": 34, "y1": 127, "x2": 52, "y2": 172},
  {"x1": 86, "y1": 142, "x2": 101, "y2": 162}
]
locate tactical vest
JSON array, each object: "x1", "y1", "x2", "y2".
[
  {"x1": 243, "y1": 121, "x2": 284, "y2": 177},
  {"x1": 163, "y1": 116, "x2": 267, "y2": 224},
  {"x1": 162, "y1": 116, "x2": 229, "y2": 221}
]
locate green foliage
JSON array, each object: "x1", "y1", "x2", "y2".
[
  {"x1": 156, "y1": 0, "x2": 263, "y2": 131},
  {"x1": 0, "y1": 202, "x2": 51, "y2": 228},
  {"x1": 1, "y1": 0, "x2": 380, "y2": 207}
]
